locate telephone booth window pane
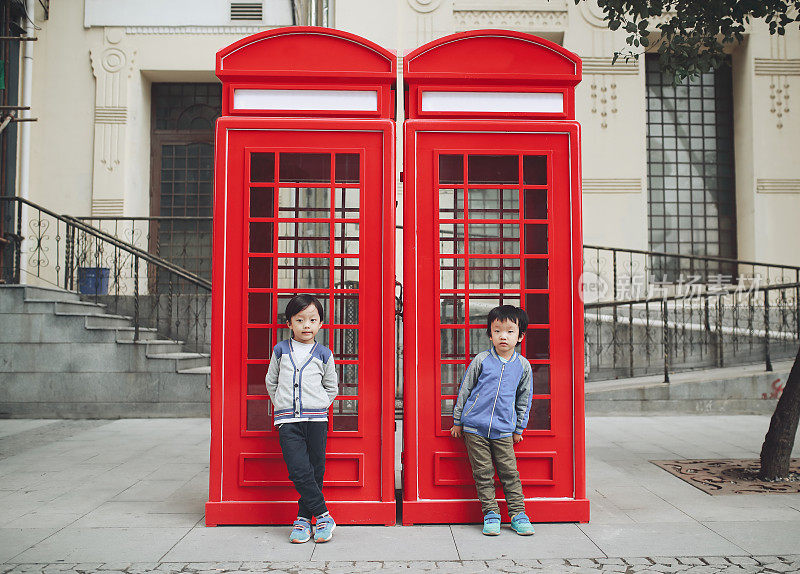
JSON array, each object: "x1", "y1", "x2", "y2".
[
  {"x1": 335, "y1": 153, "x2": 360, "y2": 183},
  {"x1": 440, "y1": 293, "x2": 466, "y2": 324},
  {"x1": 525, "y1": 329, "x2": 550, "y2": 359},
  {"x1": 523, "y1": 189, "x2": 547, "y2": 219},
  {"x1": 250, "y1": 187, "x2": 275, "y2": 217},
  {"x1": 251, "y1": 153, "x2": 275, "y2": 183},
  {"x1": 438, "y1": 189, "x2": 464, "y2": 219},
  {"x1": 441, "y1": 399, "x2": 455, "y2": 430},
  {"x1": 278, "y1": 222, "x2": 330, "y2": 254},
  {"x1": 249, "y1": 257, "x2": 273, "y2": 288},
  {"x1": 336, "y1": 363, "x2": 359, "y2": 396},
  {"x1": 523, "y1": 155, "x2": 547, "y2": 185},
  {"x1": 332, "y1": 329, "x2": 359, "y2": 360},
  {"x1": 248, "y1": 292, "x2": 272, "y2": 324},
  {"x1": 441, "y1": 328, "x2": 465, "y2": 359},
  {"x1": 468, "y1": 294, "x2": 521, "y2": 324},
  {"x1": 524, "y1": 294, "x2": 549, "y2": 325},
  {"x1": 441, "y1": 363, "x2": 466, "y2": 395},
  {"x1": 279, "y1": 153, "x2": 331, "y2": 183},
  {"x1": 246, "y1": 400, "x2": 271, "y2": 431},
  {"x1": 468, "y1": 224, "x2": 519, "y2": 254},
  {"x1": 332, "y1": 400, "x2": 358, "y2": 431},
  {"x1": 333, "y1": 258, "x2": 359, "y2": 286},
  {"x1": 277, "y1": 257, "x2": 329, "y2": 289},
  {"x1": 279, "y1": 188, "x2": 331, "y2": 219},
  {"x1": 524, "y1": 224, "x2": 548, "y2": 254},
  {"x1": 525, "y1": 259, "x2": 548, "y2": 289},
  {"x1": 469, "y1": 327, "x2": 490, "y2": 355},
  {"x1": 333, "y1": 293, "x2": 359, "y2": 325},
  {"x1": 468, "y1": 258, "x2": 520, "y2": 288},
  {"x1": 467, "y1": 189, "x2": 519, "y2": 220},
  {"x1": 439, "y1": 155, "x2": 464, "y2": 184},
  {"x1": 247, "y1": 328, "x2": 272, "y2": 359},
  {"x1": 333, "y1": 222, "x2": 359, "y2": 254},
  {"x1": 249, "y1": 222, "x2": 274, "y2": 253},
  {"x1": 247, "y1": 363, "x2": 268, "y2": 395},
  {"x1": 440, "y1": 258, "x2": 466, "y2": 289},
  {"x1": 439, "y1": 223, "x2": 465, "y2": 254},
  {"x1": 528, "y1": 399, "x2": 551, "y2": 430},
  {"x1": 533, "y1": 364, "x2": 550, "y2": 395},
  {"x1": 468, "y1": 155, "x2": 518, "y2": 184},
  {"x1": 335, "y1": 188, "x2": 360, "y2": 219},
  {"x1": 277, "y1": 293, "x2": 327, "y2": 324}
]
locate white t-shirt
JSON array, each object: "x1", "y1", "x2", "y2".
[{"x1": 290, "y1": 339, "x2": 315, "y2": 364}]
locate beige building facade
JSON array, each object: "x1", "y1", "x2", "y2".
[{"x1": 20, "y1": 0, "x2": 800, "y2": 275}]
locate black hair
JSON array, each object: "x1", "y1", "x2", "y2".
[
  {"x1": 284, "y1": 294, "x2": 325, "y2": 323},
  {"x1": 485, "y1": 305, "x2": 529, "y2": 342}
]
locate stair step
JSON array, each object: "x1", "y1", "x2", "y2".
[
  {"x1": 178, "y1": 366, "x2": 211, "y2": 375},
  {"x1": 23, "y1": 285, "x2": 81, "y2": 302},
  {"x1": 119, "y1": 339, "x2": 184, "y2": 354},
  {"x1": 24, "y1": 299, "x2": 107, "y2": 315},
  {"x1": 114, "y1": 327, "x2": 159, "y2": 341},
  {"x1": 147, "y1": 351, "x2": 211, "y2": 371},
  {"x1": 79, "y1": 314, "x2": 134, "y2": 329}
]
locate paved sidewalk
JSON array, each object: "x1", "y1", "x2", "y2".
[{"x1": 1, "y1": 416, "x2": 799, "y2": 573}]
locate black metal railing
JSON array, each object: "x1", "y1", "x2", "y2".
[
  {"x1": 0, "y1": 197, "x2": 212, "y2": 353},
  {"x1": 583, "y1": 246, "x2": 800, "y2": 381},
  {"x1": 76, "y1": 215, "x2": 213, "y2": 282}
]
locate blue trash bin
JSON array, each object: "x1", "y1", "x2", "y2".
[{"x1": 77, "y1": 267, "x2": 110, "y2": 295}]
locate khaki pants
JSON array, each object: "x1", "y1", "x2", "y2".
[{"x1": 463, "y1": 432, "x2": 526, "y2": 517}]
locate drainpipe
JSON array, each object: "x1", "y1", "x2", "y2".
[{"x1": 18, "y1": 0, "x2": 35, "y2": 283}]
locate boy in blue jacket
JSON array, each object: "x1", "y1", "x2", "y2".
[
  {"x1": 265, "y1": 294, "x2": 338, "y2": 544},
  {"x1": 450, "y1": 305, "x2": 536, "y2": 536}
]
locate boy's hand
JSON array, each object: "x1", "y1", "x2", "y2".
[
  {"x1": 450, "y1": 425, "x2": 463, "y2": 438},
  {"x1": 513, "y1": 433, "x2": 523, "y2": 443}
]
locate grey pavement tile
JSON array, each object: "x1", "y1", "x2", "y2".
[
  {"x1": 0, "y1": 528, "x2": 59, "y2": 562},
  {"x1": 112, "y1": 480, "x2": 187, "y2": 502},
  {"x1": 69, "y1": 501, "x2": 203, "y2": 528},
  {"x1": 161, "y1": 526, "x2": 314, "y2": 562},
  {"x1": 577, "y1": 522, "x2": 746, "y2": 557},
  {"x1": 309, "y1": 525, "x2": 458, "y2": 562},
  {"x1": 450, "y1": 523, "x2": 604, "y2": 560},
  {"x1": 145, "y1": 463, "x2": 207, "y2": 481},
  {"x1": 4, "y1": 511, "x2": 83, "y2": 529},
  {"x1": 702, "y1": 521, "x2": 800, "y2": 555},
  {"x1": 8, "y1": 527, "x2": 190, "y2": 563}
]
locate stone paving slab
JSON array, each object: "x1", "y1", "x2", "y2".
[
  {"x1": 159, "y1": 527, "x2": 314, "y2": 563},
  {"x1": 3, "y1": 557, "x2": 800, "y2": 573},
  {"x1": 450, "y1": 523, "x2": 604, "y2": 560},
  {"x1": 309, "y1": 526, "x2": 458, "y2": 562}
]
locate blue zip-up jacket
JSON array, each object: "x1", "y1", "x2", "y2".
[
  {"x1": 264, "y1": 339, "x2": 338, "y2": 425},
  {"x1": 452, "y1": 347, "x2": 533, "y2": 439}
]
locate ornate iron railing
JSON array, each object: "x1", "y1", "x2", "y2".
[
  {"x1": 0, "y1": 197, "x2": 212, "y2": 353},
  {"x1": 583, "y1": 245, "x2": 800, "y2": 381}
]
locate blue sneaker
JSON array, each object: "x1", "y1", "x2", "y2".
[
  {"x1": 289, "y1": 518, "x2": 311, "y2": 543},
  {"x1": 482, "y1": 511, "x2": 501, "y2": 536},
  {"x1": 314, "y1": 514, "x2": 336, "y2": 543},
  {"x1": 510, "y1": 511, "x2": 535, "y2": 535}
]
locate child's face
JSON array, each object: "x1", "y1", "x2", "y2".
[
  {"x1": 287, "y1": 304, "x2": 322, "y2": 344},
  {"x1": 489, "y1": 318, "x2": 523, "y2": 356}
]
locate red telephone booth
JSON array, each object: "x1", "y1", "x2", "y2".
[
  {"x1": 402, "y1": 30, "x2": 588, "y2": 523},
  {"x1": 207, "y1": 27, "x2": 396, "y2": 526}
]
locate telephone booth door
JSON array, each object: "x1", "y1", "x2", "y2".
[
  {"x1": 207, "y1": 28, "x2": 396, "y2": 526},
  {"x1": 402, "y1": 31, "x2": 588, "y2": 524}
]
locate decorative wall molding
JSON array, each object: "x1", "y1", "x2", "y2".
[
  {"x1": 754, "y1": 59, "x2": 800, "y2": 75},
  {"x1": 582, "y1": 57, "x2": 639, "y2": 75},
  {"x1": 577, "y1": 0, "x2": 607, "y2": 27},
  {"x1": 124, "y1": 25, "x2": 266, "y2": 35},
  {"x1": 454, "y1": 0, "x2": 567, "y2": 10},
  {"x1": 582, "y1": 178, "x2": 642, "y2": 193},
  {"x1": 453, "y1": 10, "x2": 567, "y2": 30},
  {"x1": 91, "y1": 198, "x2": 125, "y2": 217},
  {"x1": 407, "y1": 0, "x2": 442, "y2": 14},
  {"x1": 588, "y1": 77, "x2": 619, "y2": 129},
  {"x1": 94, "y1": 106, "x2": 127, "y2": 124},
  {"x1": 756, "y1": 179, "x2": 800, "y2": 194}
]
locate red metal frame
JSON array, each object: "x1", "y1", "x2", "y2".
[
  {"x1": 208, "y1": 28, "x2": 396, "y2": 526},
  {"x1": 402, "y1": 31, "x2": 588, "y2": 524}
]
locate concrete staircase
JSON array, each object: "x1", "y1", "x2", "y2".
[{"x1": 0, "y1": 284, "x2": 210, "y2": 418}]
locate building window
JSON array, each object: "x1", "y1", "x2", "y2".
[
  {"x1": 150, "y1": 83, "x2": 221, "y2": 280},
  {"x1": 645, "y1": 55, "x2": 736, "y2": 281}
]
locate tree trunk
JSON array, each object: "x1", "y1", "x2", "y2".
[{"x1": 759, "y1": 344, "x2": 800, "y2": 479}]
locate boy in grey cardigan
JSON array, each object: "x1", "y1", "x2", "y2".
[{"x1": 265, "y1": 294, "x2": 338, "y2": 543}]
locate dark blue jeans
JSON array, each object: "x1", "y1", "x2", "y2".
[{"x1": 278, "y1": 421, "x2": 328, "y2": 519}]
